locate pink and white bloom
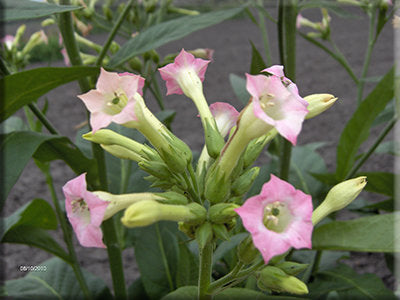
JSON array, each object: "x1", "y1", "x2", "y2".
[
  {"x1": 78, "y1": 68, "x2": 145, "y2": 132},
  {"x1": 1, "y1": 35, "x2": 15, "y2": 51},
  {"x1": 245, "y1": 65, "x2": 308, "y2": 145},
  {"x1": 209, "y1": 102, "x2": 239, "y2": 137},
  {"x1": 158, "y1": 48, "x2": 210, "y2": 96},
  {"x1": 235, "y1": 175, "x2": 313, "y2": 264},
  {"x1": 62, "y1": 173, "x2": 109, "y2": 248}
]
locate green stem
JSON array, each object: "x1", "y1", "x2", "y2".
[
  {"x1": 119, "y1": 159, "x2": 132, "y2": 194},
  {"x1": 256, "y1": 1, "x2": 272, "y2": 65},
  {"x1": 198, "y1": 242, "x2": 214, "y2": 300},
  {"x1": 207, "y1": 262, "x2": 244, "y2": 294},
  {"x1": 95, "y1": 0, "x2": 135, "y2": 66},
  {"x1": 311, "y1": 250, "x2": 322, "y2": 276},
  {"x1": 27, "y1": 103, "x2": 59, "y2": 135},
  {"x1": 346, "y1": 117, "x2": 396, "y2": 179},
  {"x1": 356, "y1": 9, "x2": 377, "y2": 105},
  {"x1": 278, "y1": 0, "x2": 297, "y2": 181},
  {"x1": 101, "y1": 218, "x2": 128, "y2": 300},
  {"x1": 44, "y1": 168, "x2": 92, "y2": 300}
]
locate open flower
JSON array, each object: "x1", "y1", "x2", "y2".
[
  {"x1": 244, "y1": 66, "x2": 308, "y2": 145},
  {"x1": 158, "y1": 48, "x2": 210, "y2": 96},
  {"x1": 78, "y1": 68, "x2": 145, "y2": 132},
  {"x1": 209, "y1": 102, "x2": 239, "y2": 137},
  {"x1": 62, "y1": 173, "x2": 109, "y2": 248},
  {"x1": 235, "y1": 175, "x2": 313, "y2": 264}
]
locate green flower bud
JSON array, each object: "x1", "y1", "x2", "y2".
[
  {"x1": 237, "y1": 235, "x2": 259, "y2": 265},
  {"x1": 109, "y1": 41, "x2": 120, "y2": 54},
  {"x1": 212, "y1": 223, "x2": 230, "y2": 241},
  {"x1": 129, "y1": 57, "x2": 142, "y2": 72},
  {"x1": 196, "y1": 222, "x2": 213, "y2": 249},
  {"x1": 243, "y1": 130, "x2": 277, "y2": 169},
  {"x1": 102, "y1": 4, "x2": 113, "y2": 20},
  {"x1": 312, "y1": 176, "x2": 367, "y2": 225},
  {"x1": 204, "y1": 118, "x2": 225, "y2": 158},
  {"x1": 258, "y1": 266, "x2": 309, "y2": 295},
  {"x1": 139, "y1": 160, "x2": 172, "y2": 180},
  {"x1": 204, "y1": 165, "x2": 230, "y2": 203},
  {"x1": 304, "y1": 94, "x2": 337, "y2": 119},
  {"x1": 101, "y1": 144, "x2": 143, "y2": 162},
  {"x1": 41, "y1": 18, "x2": 55, "y2": 27},
  {"x1": 209, "y1": 203, "x2": 239, "y2": 224},
  {"x1": 231, "y1": 166, "x2": 260, "y2": 196},
  {"x1": 275, "y1": 261, "x2": 309, "y2": 276},
  {"x1": 121, "y1": 201, "x2": 205, "y2": 228}
]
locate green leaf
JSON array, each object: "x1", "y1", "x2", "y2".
[
  {"x1": 176, "y1": 243, "x2": 199, "y2": 287},
  {"x1": 375, "y1": 140, "x2": 399, "y2": 156},
  {"x1": 354, "y1": 198, "x2": 394, "y2": 212},
  {"x1": 0, "y1": 67, "x2": 99, "y2": 122},
  {"x1": 298, "y1": 0, "x2": 358, "y2": 18},
  {"x1": 216, "y1": 288, "x2": 303, "y2": 299},
  {"x1": 308, "y1": 264, "x2": 396, "y2": 299},
  {"x1": 133, "y1": 222, "x2": 180, "y2": 300},
  {"x1": 1, "y1": 0, "x2": 81, "y2": 22},
  {"x1": 161, "y1": 286, "x2": 197, "y2": 300},
  {"x1": 109, "y1": 6, "x2": 246, "y2": 67},
  {"x1": 1, "y1": 199, "x2": 70, "y2": 262},
  {"x1": 0, "y1": 116, "x2": 28, "y2": 133},
  {"x1": 359, "y1": 172, "x2": 394, "y2": 196},
  {"x1": 128, "y1": 277, "x2": 150, "y2": 300},
  {"x1": 229, "y1": 74, "x2": 250, "y2": 105},
  {"x1": 250, "y1": 41, "x2": 267, "y2": 75},
  {"x1": 336, "y1": 67, "x2": 394, "y2": 180},
  {"x1": 4, "y1": 257, "x2": 112, "y2": 299},
  {"x1": 1, "y1": 131, "x2": 95, "y2": 209},
  {"x1": 312, "y1": 213, "x2": 398, "y2": 252},
  {"x1": 213, "y1": 233, "x2": 247, "y2": 266}
]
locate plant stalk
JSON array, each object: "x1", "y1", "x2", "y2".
[{"x1": 198, "y1": 242, "x2": 214, "y2": 300}]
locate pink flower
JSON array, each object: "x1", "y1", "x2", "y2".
[
  {"x1": 1, "y1": 35, "x2": 15, "y2": 50},
  {"x1": 209, "y1": 102, "x2": 239, "y2": 137},
  {"x1": 235, "y1": 175, "x2": 313, "y2": 264},
  {"x1": 62, "y1": 173, "x2": 109, "y2": 248},
  {"x1": 78, "y1": 68, "x2": 145, "y2": 132},
  {"x1": 158, "y1": 48, "x2": 210, "y2": 96},
  {"x1": 246, "y1": 66, "x2": 308, "y2": 145}
]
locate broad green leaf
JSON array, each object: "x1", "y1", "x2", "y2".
[
  {"x1": 375, "y1": 140, "x2": 399, "y2": 156},
  {"x1": 109, "y1": 6, "x2": 246, "y2": 67},
  {"x1": 229, "y1": 74, "x2": 250, "y2": 105},
  {"x1": 4, "y1": 257, "x2": 112, "y2": 299},
  {"x1": 250, "y1": 41, "x2": 267, "y2": 75},
  {"x1": 336, "y1": 68, "x2": 394, "y2": 180},
  {"x1": 0, "y1": 67, "x2": 99, "y2": 122},
  {"x1": 0, "y1": 116, "x2": 27, "y2": 133},
  {"x1": 359, "y1": 172, "x2": 394, "y2": 196},
  {"x1": 354, "y1": 198, "x2": 394, "y2": 212},
  {"x1": 134, "y1": 222, "x2": 180, "y2": 300},
  {"x1": 372, "y1": 99, "x2": 395, "y2": 127},
  {"x1": 1, "y1": 131, "x2": 95, "y2": 208},
  {"x1": 213, "y1": 233, "x2": 247, "y2": 265},
  {"x1": 1, "y1": 199, "x2": 70, "y2": 262},
  {"x1": 128, "y1": 277, "x2": 150, "y2": 300},
  {"x1": 308, "y1": 264, "x2": 396, "y2": 299},
  {"x1": 1, "y1": 0, "x2": 81, "y2": 22},
  {"x1": 1, "y1": 198, "x2": 57, "y2": 239},
  {"x1": 312, "y1": 213, "x2": 398, "y2": 252},
  {"x1": 161, "y1": 286, "x2": 197, "y2": 300},
  {"x1": 176, "y1": 243, "x2": 198, "y2": 287},
  {"x1": 216, "y1": 288, "x2": 303, "y2": 299}
]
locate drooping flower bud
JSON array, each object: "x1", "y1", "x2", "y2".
[
  {"x1": 257, "y1": 266, "x2": 309, "y2": 295},
  {"x1": 312, "y1": 176, "x2": 367, "y2": 225}
]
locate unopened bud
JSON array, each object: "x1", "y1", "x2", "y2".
[
  {"x1": 102, "y1": 4, "x2": 113, "y2": 20},
  {"x1": 154, "y1": 191, "x2": 188, "y2": 205},
  {"x1": 209, "y1": 203, "x2": 239, "y2": 224},
  {"x1": 188, "y1": 48, "x2": 214, "y2": 60},
  {"x1": 101, "y1": 144, "x2": 143, "y2": 161},
  {"x1": 41, "y1": 18, "x2": 56, "y2": 27},
  {"x1": 21, "y1": 30, "x2": 47, "y2": 55},
  {"x1": 129, "y1": 57, "x2": 142, "y2": 72},
  {"x1": 196, "y1": 222, "x2": 213, "y2": 249},
  {"x1": 232, "y1": 166, "x2": 260, "y2": 196},
  {"x1": 204, "y1": 165, "x2": 230, "y2": 203},
  {"x1": 243, "y1": 130, "x2": 277, "y2": 168},
  {"x1": 312, "y1": 176, "x2": 367, "y2": 225},
  {"x1": 204, "y1": 118, "x2": 225, "y2": 158},
  {"x1": 212, "y1": 223, "x2": 230, "y2": 241},
  {"x1": 258, "y1": 266, "x2": 309, "y2": 295},
  {"x1": 304, "y1": 94, "x2": 337, "y2": 119}
]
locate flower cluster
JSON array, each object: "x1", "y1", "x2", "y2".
[{"x1": 62, "y1": 49, "x2": 352, "y2": 273}]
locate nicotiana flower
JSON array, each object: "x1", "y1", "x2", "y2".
[
  {"x1": 78, "y1": 68, "x2": 145, "y2": 132},
  {"x1": 62, "y1": 173, "x2": 109, "y2": 248},
  {"x1": 235, "y1": 175, "x2": 313, "y2": 264},
  {"x1": 158, "y1": 48, "x2": 210, "y2": 96},
  {"x1": 244, "y1": 65, "x2": 308, "y2": 145},
  {"x1": 1, "y1": 35, "x2": 15, "y2": 51},
  {"x1": 209, "y1": 102, "x2": 239, "y2": 137}
]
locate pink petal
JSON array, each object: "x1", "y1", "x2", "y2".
[
  {"x1": 77, "y1": 90, "x2": 105, "y2": 113},
  {"x1": 90, "y1": 111, "x2": 113, "y2": 133},
  {"x1": 209, "y1": 102, "x2": 239, "y2": 137},
  {"x1": 96, "y1": 68, "x2": 121, "y2": 94},
  {"x1": 111, "y1": 101, "x2": 138, "y2": 124}
]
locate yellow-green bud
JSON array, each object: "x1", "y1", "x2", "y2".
[
  {"x1": 209, "y1": 203, "x2": 239, "y2": 224},
  {"x1": 237, "y1": 235, "x2": 259, "y2": 264},
  {"x1": 129, "y1": 57, "x2": 142, "y2": 72},
  {"x1": 275, "y1": 261, "x2": 309, "y2": 276},
  {"x1": 21, "y1": 31, "x2": 47, "y2": 55},
  {"x1": 15, "y1": 24, "x2": 26, "y2": 46},
  {"x1": 196, "y1": 222, "x2": 213, "y2": 249},
  {"x1": 109, "y1": 41, "x2": 120, "y2": 54},
  {"x1": 121, "y1": 201, "x2": 206, "y2": 228},
  {"x1": 204, "y1": 118, "x2": 225, "y2": 158},
  {"x1": 101, "y1": 144, "x2": 143, "y2": 162},
  {"x1": 231, "y1": 166, "x2": 260, "y2": 196},
  {"x1": 304, "y1": 94, "x2": 337, "y2": 119},
  {"x1": 258, "y1": 266, "x2": 309, "y2": 295},
  {"x1": 204, "y1": 165, "x2": 231, "y2": 203},
  {"x1": 243, "y1": 130, "x2": 277, "y2": 169},
  {"x1": 139, "y1": 160, "x2": 172, "y2": 180},
  {"x1": 312, "y1": 176, "x2": 367, "y2": 225},
  {"x1": 102, "y1": 4, "x2": 113, "y2": 20}
]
